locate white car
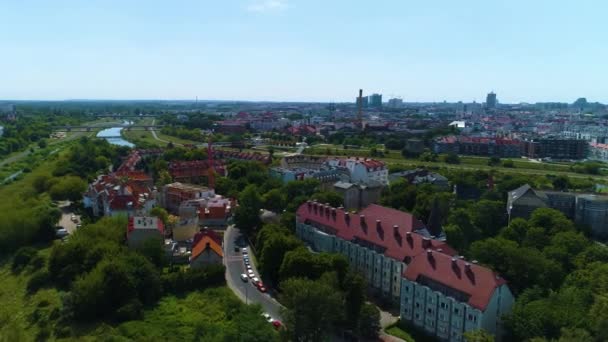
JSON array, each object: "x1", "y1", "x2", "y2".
[
  {"x1": 246, "y1": 264, "x2": 252, "y2": 270},
  {"x1": 242, "y1": 247, "x2": 248, "y2": 253},
  {"x1": 252, "y1": 277, "x2": 260, "y2": 283},
  {"x1": 262, "y1": 313, "x2": 273, "y2": 323},
  {"x1": 55, "y1": 228, "x2": 69, "y2": 238},
  {"x1": 240, "y1": 274, "x2": 248, "y2": 282},
  {"x1": 248, "y1": 270, "x2": 255, "y2": 278}
]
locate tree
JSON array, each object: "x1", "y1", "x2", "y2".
[
  {"x1": 552, "y1": 176, "x2": 570, "y2": 191},
  {"x1": 488, "y1": 156, "x2": 501, "y2": 166},
  {"x1": 443, "y1": 153, "x2": 460, "y2": 164},
  {"x1": 357, "y1": 303, "x2": 380, "y2": 339},
  {"x1": 343, "y1": 271, "x2": 366, "y2": 327},
  {"x1": 589, "y1": 295, "x2": 608, "y2": 341},
  {"x1": 311, "y1": 191, "x2": 343, "y2": 208},
  {"x1": 149, "y1": 207, "x2": 169, "y2": 225},
  {"x1": 499, "y1": 218, "x2": 529, "y2": 245},
  {"x1": 280, "y1": 277, "x2": 343, "y2": 342},
  {"x1": 259, "y1": 232, "x2": 302, "y2": 283},
  {"x1": 37, "y1": 139, "x2": 47, "y2": 149},
  {"x1": 262, "y1": 188, "x2": 286, "y2": 213},
  {"x1": 470, "y1": 200, "x2": 507, "y2": 237},
  {"x1": 529, "y1": 208, "x2": 575, "y2": 235},
  {"x1": 48, "y1": 176, "x2": 87, "y2": 202},
  {"x1": 463, "y1": 329, "x2": 494, "y2": 342},
  {"x1": 234, "y1": 185, "x2": 263, "y2": 235}
]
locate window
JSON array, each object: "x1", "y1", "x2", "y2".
[
  {"x1": 416, "y1": 303, "x2": 420, "y2": 308},
  {"x1": 454, "y1": 308, "x2": 459, "y2": 315},
  {"x1": 405, "y1": 286, "x2": 409, "y2": 292},
  {"x1": 415, "y1": 314, "x2": 420, "y2": 320},
  {"x1": 427, "y1": 308, "x2": 433, "y2": 314},
  {"x1": 440, "y1": 302, "x2": 446, "y2": 309}
]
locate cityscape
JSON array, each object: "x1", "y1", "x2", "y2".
[{"x1": 2, "y1": 1, "x2": 608, "y2": 342}]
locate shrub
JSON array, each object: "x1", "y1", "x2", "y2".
[
  {"x1": 27, "y1": 270, "x2": 51, "y2": 294},
  {"x1": 12, "y1": 246, "x2": 38, "y2": 273}
]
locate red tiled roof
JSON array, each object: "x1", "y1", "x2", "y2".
[
  {"x1": 404, "y1": 251, "x2": 507, "y2": 311},
  {"x1": 127, "y1": 216, "x2": 164, "y2": 235},
  {"x1": 296, "y1": 202, "x2": 455, "y2": 261},
  {"x1": 192, "y1": 229, "x2": 223, "y2": 248}
]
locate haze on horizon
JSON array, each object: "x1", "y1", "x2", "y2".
[{"x1": 1, "y1": 0, "x2": 607, "y2": 104}]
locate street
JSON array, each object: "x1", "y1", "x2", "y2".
[
  {"x1": 224, "y1": 225, "x2": 283, "y2": 320},
  {"x1": 56, "y1": 201, "x2": 81, "y2": 234}
]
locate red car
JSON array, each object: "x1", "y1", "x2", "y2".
[
  {"x1": 272, "y1": 320, "x2": 283, "y2": 330},
  {"x1": 256, "y1": 281, "x2": 267, "y2": 292}
]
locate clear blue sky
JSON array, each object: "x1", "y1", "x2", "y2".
[{"x1": 1, "y1": 0, "x2": 607, "y2": 103}]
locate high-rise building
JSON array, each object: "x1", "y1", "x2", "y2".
[
  {"x1": 486, "y1": 92, "x2": 497, "y2": 109},
  {"x1": 387, "y1": 98, "x2": 403, "y2": 108},
  {"x1": 356, "y1": 95, "x2": 369, "y2": 107},
  {"x1": 369, "y1": 93, "x2": 382, "y2": 108}
]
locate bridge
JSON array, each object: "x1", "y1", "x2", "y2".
[{"x1": 53, "y1": 125, "x2": 165, "y2": 132}]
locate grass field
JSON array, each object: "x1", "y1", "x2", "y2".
[{"x1": 384, "y1": 322, "x2": 416, "y2": 342}]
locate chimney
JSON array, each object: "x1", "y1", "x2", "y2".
[
  {"x1": 451, "y1": 257, "x2": 458, "y2": 266},
  {"x1": 465, "y1": 262, "x2": 471, "y2": 270},
  {"x1": 344, "y1": 211, "x2": 350, "y2": 225},
  {"x1": 472, "y1": 260, "x2": 478, "y2": 265},
  {"x1": 426, "y1": 249, "x2": 433, "y2": 258},
  {"x1": 393, "y1": 225, "x2": 400, "y2": 237},
  {"x1": 360, "y1": 215, "x2": 366, "y2": 225},
  {"x1": 331, "y1": 208, "x2": 336, "y2": 220},
  {"x1": 376, "y1": 219, "x2": 381, "y2": 230},
  {"x1": 307, "y1": 200, "x2": 312, "y2": 210},
  {"x1": 422, "y1": 237, "x2": 431, "y2": 248}
]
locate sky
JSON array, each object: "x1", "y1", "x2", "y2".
[{"x1": 1, "y1": 0, "x2": 608, "y2": 103}]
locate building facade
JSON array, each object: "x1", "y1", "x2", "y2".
[
  {"x1": 127, "y1": 216, "x2": 164, "y2": 248},
  {"x1": 295, "y1": 202, "x2": 513, "y2": 341}
]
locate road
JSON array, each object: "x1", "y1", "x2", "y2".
[{"x1": 224, "y1": 225, "x2": 283, "y2": 320}]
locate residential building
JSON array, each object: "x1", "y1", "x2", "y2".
[
  {"x1": 180, "y1": 196, "x2": 234, "y2": 229},
  {"x1": 401, "y1": 252, "x2": 513, "y2": 341},
  {"x1": 508, "y1": 184, "x2": 608, "y2": 238},
  {"x1": 588, "y1": 142, "x2": 608, "y2": 162},
  {"x1": 168, "y1": 160, "x2": 227, "y2": 183},
  {"x1": 523, "y1": 138, "x2": 588, "y2": 160},
  {"x1": 189, "y1": 229, "x2": 223, "y2": 268},
  {"x1": 295, "y1": 201, "x2": 513, "y2": 341},
  {"x1": 333, "y1": 181, "x2": 383, "y2": 210},
  {"x1": 389, "y1": 169, "x2": 450, "y2": 191},
  {"x1": 83, "y1": 171, "x2": 156, "y2": 217},
  {"x1": 434, "y1": 136, "x2": 522, "y2": 158},
  {"x1": 127, "y1": 216, "x2": 164, "y2": 248},
  {"x1": 387, "y1": 98, "x2": 403, "y2": 108},
  {"x1": 160, "y1": 182, "x2": 215, "y2": 214},
  {"x1": 326, "y1": 157, "x2": 389, "y2": 186}
]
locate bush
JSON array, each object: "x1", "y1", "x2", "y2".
[
  {"x1": 115, "y1": 299, "x2": 143, "y2": 322},
  {"x1": 12, "y1": 246, "x2": 38, "y2": 273},
  {"x1": 162, "y1": 265, "x2": 226, "y2": 294},
  {"x1": 502, "y1": 160, "x2": 515, "y2": 168},
  {"x1": 27, "y1": 270, "x2": 51, "y2": 294}
]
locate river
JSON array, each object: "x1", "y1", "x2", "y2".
[{"x1": 96, "y1": 122, "x2": 135, "y2": 148}]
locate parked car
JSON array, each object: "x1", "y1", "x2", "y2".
[
  {"x1": 242, "y1": 247, "x2": 248, "y2": 253},
  {"x1": 55, "y1": 228, "x2": 69, "y2": 238},
  {"x1": 240, "y1": 273, "x2": 248, "y2": 282},
  {"x1": 262, "y1": 313, "x2": 273, "y2": 323},
  {"x1": 76, "y1": 223, "x2": 82, "y2": 229},
  {"x1": 252, "y1": 277, "x2": 259, "y2": 283},
  {"x1": 248, "y1": 270, "x2": 255, "y2": 278},
  {"x1": 272, "y1": 320, "x2": 283, "y2": 329},
  {"x1": 246, "y1": 264, "x2": 252, "y2": 270},
  {"x1": 256, "y1": 281, "x2": 267, "y2": 292}
]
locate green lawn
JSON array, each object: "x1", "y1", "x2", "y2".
[{"x1": 385, "y1": 323, "x2": 416, "y2": 342}]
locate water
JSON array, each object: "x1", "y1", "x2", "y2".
[{"x1": 96, "y1": 121, "x2": 135, "y2": 148}]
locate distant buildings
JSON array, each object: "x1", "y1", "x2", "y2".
[
  {"x1": 83, "y1": 171, "x2": 157, "y2": 217},
  {"x1": 168, "y1": 160, "x2": 227, "y2": 183},
  {"x1": 588, "y1": 142, "x2": 608, "y2": 162},
  {"x1": 434, "y1": 136, "x2": 522, "y2": 158},
  {"x1": 387, "y1": 98, "x2": 403, "y2": 108},
  {"x1": 508, "y1": 184, "x2": 608, "y2": 239},
  {"x1": 160, "y1": 182, "x2": 215, "y2": 214},
  {"x1": 523, "y1": 138, "x2": 588, "y2": 160},
  {"x1": 326, "y1": 157, "x2": 389, "y2": 186},
  {"x1": 369, "y1": 94, "x2": 383, "y2": 108},
  {"x1": 296, "y1": 201, "x2": 513, "y2": 341},
  {"x1": 389, "y1": 169, "x2": 450, "y2": 191},
  {"x1": 486, "y1": 92, "x2": 497, "y2": 109},
  {"x1": 332, "y1": 181, "x2": 383, "y2": 210}
]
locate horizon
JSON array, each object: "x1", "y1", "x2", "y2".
[{"x1": 2, "y1": 0, "x2": 608, "y2": 102}]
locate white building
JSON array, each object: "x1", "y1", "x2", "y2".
[
  {"x1": 295, "y1": 201, "x2": 514, "y2": 341},
  {"x1": 326, "y1": 157, "x2": 389, "y2": 186}
]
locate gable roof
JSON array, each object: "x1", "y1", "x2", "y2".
[
  {"x1": 191, "y1": 230, "x2": 223, "y2": 259},
  {"x1": 296, "y1": 202, "x2": 456, "y2": 261},
  {"x1": 404, "y1": 250, "x2": 507, "y2": 311}
]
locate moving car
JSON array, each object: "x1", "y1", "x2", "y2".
[{"x1": 240, "y1": 273, "x2": 248, "y2": 282}]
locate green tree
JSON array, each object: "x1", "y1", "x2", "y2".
[
  {"x1": 463, "y1": 329, "x2": 494, "y2": 342},
  {"x1": 280, "y1": 277, "x2": 343, "y2": 342},
  {"x1": 149, "y1": 207, "x2": 169, "y2": 225},
  {"x1": 234, "y1": 184, "x2": 263, "y2": 235},
  {"x1": 48, "y1": 176, "x2": 87, "y2": 202},
  {"x1": 262, "y1": 188, "x2": 286, "y2": 213},
  {"x1": 357, "y1": 303, "x2": 381, "y2": 339},
  {"x1": 443, "y1": 153, "x2": 460, "y2": 164},
  {"x1": 470, "y1": 200, "x2": 507, "y2": 237},
  {"x1": 311, "y1": 191, "x2": 343, "y2": 208},
  {"x1": 259, "y1": 232, "x2": 302, "y2": 283}
]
